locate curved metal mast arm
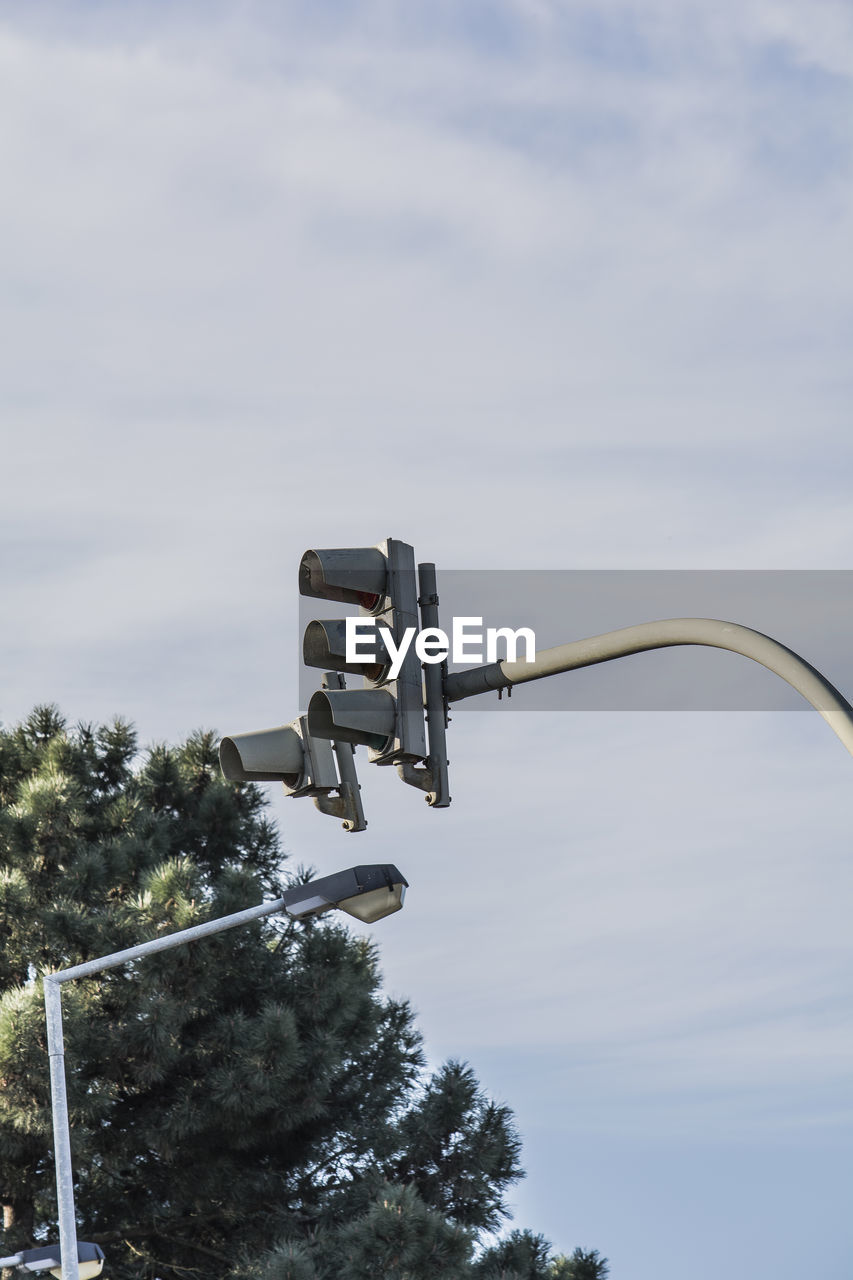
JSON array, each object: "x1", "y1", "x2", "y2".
[{"x1": 443, "y1": 617, "x2": 853, "y2": 758}]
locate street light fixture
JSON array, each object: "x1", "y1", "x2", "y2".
[
  {"x1": 283, "y1": 864, "x2": 407, "y2": 923},
  {"x1": 42, "y1": 864, "x2": 407, "y2": 1279},
  {"x1": 0, "y1": 1244, "x2": 104, "y2": 1279}
]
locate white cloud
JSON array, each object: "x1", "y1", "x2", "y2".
[{"x1": 1, "y1": 6, "x2": 852, "y2": 1265}]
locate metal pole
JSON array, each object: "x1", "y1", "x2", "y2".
[
  {"x1": 51, "y1": 896, "x2": 288, "y2": 986},
  {"x1": 41, "y1": 894, "x2": 290, "y2": 1275},
  {"x1": 44, "y1": 978, "x2": 79, "y2": 1280},
  {"x1": 418, "y1": 562, "x2": 450, "y2": 807},
  {"x1": 444, "y1": 616, "x2": 853, "y2": 759}
]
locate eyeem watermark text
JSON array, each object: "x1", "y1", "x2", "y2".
[{"x1": 346, "y1": 617, "x2": 536, "y2": 679}]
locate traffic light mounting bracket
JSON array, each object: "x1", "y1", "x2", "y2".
[
  {"x1": 313, "y1": 671, "x2": 368, "y2": 831},
  {"x1": 395, "y1": 561, "x2": 450, "y2": 807}
]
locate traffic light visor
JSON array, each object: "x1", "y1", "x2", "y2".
[
  {"x1": 308, "y1": 687, "x2": 396, "y2": 751},
  {"x1": 303, "y1": 618, "x2": 387, "y2": 681},
  {"x1": 219, "y1": 725, "x2": 304, "y2": 785},
  {"x1": 299, "y1": 547, "x2": 387, "y2": 611}
]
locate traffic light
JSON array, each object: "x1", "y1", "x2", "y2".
[
  {"x1": 219, "y1": 703, "x2": 366, "y2": 831},
  {"x1": 220, "y1": 537, "x2": 449, "y2": 830},
  {"x1": 301, "y1": 538, "x2": 425, "y2": 763},
  {"x1": 300, "y1": 538, "x2": 450, "y2": 807}
]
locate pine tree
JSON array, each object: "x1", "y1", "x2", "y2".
[
  {"x1": 473, "y1": 1227, "x2": 553, "y2": 1279},
  {"x1": 0, "y1": 708, "x2": 606, "y2": 1278},
  {"x1": 551, "y1": 1247, "x2": 610, "y2": 1279},
  {"x1": 0, "y1": 710, "x2": 506, "y2": 1275}
]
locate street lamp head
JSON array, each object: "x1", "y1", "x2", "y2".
[
  {"x1": 282, "y1": 864, "x2": 407, "y2": 924},
  {"x1": 0, "y1": 1243, "x2": 105, "y2": 1279}
]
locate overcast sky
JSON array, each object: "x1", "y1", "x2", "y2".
[{"x1": 2, "y1": 2, "x2": 852, "y2": 1276}]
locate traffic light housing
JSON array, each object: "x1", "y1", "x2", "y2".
[
  {"x1": 220, "y1": 536, "x2": 449, "y2": 831},
  {"x1": 219, "y1": 707, "x2": 366, "y2": 831},
  {"x1": 220, "y1": 716, "x2": 335, "y2": 792},
  {"x1": 301, "y1": 539, "x2": 427, "y2": 765},
  {"x1": 301, "y1": 538, "x2": 450, "y2": 807}
]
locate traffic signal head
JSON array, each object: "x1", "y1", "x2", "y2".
[
  {"x1": 222, "y1": 536, "x2": 449, "y2": 835},
  {"x1": 219, "y1": 716, "x2": 337, "y2": 795},
  {"x1": 219, "y1": 702, "x2": 368, "y2": 832},
  {"x1": 301, "y1": 539, "x2": 427, "y2": 764}
]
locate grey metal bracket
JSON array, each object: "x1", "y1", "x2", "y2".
[{"x1": 315, "y1": 671, "x2": 368, "y2": 831}]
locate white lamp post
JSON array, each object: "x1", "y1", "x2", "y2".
[{"x1": 42, "y1": 864, "x2": 407, "y2": 1280}]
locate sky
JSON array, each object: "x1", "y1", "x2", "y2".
[{"x1": 2, "y1": 0, "x2": 852, "y2": 1274}]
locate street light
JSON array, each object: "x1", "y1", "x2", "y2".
[
  {"x1": 0, "y1": 1244, "x2": 104, "y2": 1279},
  {"x1": 283, "y1": 864, "x2": 407, "y2": 923},
  {"x1": 42, "y1": 864, "x2": 408, "y2": 1280}
]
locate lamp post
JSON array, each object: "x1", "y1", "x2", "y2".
[{"x1": 42, "y1": 864, "x2": 407, "y2": 1280}]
